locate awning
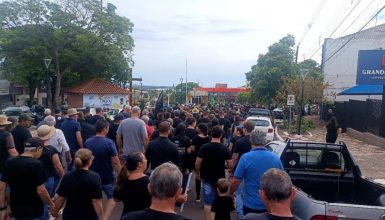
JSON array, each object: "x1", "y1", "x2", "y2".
[{"x1": 338, "y1": 85, "x2": 383, "y2": 95}]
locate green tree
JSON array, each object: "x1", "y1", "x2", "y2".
[
  {"x1": 175, "y1": 82, "x2": 198, "y2": 104},
  {"x1": 0, "y1": 0, "x2": 134, "y2": 107},
  {"x1": 236, "y1": 92, "x2": 251, "y2": 104},
  {"x1": 246, "y1": 35, "x2": 297, "y2": 104}
]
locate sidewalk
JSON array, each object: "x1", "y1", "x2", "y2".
[{"x1": 278, "y1": 116, "x2": 385, "y2": 179}]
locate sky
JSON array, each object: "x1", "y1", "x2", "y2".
[{"x1": 107, "y1": 0, "x2": 385, "y2": 87}]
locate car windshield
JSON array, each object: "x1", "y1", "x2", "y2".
[
  {"x1": 249, "y1": 110, "x2": 270, "y2": 116},
  {"x1": 5, "y1": 110, "x2": 21, "y2": 116},
  {"x1": 249, "y1": 119, "x2": 269, "y2": 127}
]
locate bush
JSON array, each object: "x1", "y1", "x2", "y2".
[{"x1": 279, "y1": 118, "x2": 315, "y2": 134}]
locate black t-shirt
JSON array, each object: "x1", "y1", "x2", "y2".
[
  {"x1": 170, "y1": 135, "x2": 191, "y2": 156},
  {"x1": 198, "y1": 117, "x2": 210, "y2": 124},
  {"x1": 191, "y1": 135, "x2": 212, "y2": 158},
  {"x1": 245, "y1": 213, "x2": 301, "y2": 220},
  {"x1": 211, "y1": 196, "x2": 235, "y2": 220},
  {"x1": 172, "y1": 118, "x2": 183, "y2": 128},
  {"x1": 56, "y1": 169, "x2": 102, "y2": 220},
  {"x1": 145, "y1": 137, "x2": 181, "y2": 170},
  {"x1": 88, "y1": 114, "x2": 105, "y2": 125},
  {"x1": 78, "y1": 119, "x2": 96, "y2": 143},
  {"x1": 38, "y1": 145, "x2": 60, "y2": 177},
  {"x1": 185, "y1": 128, "x2": 198, "y2": 141},
  {"x1": 197, "y1": 142, "x2": 231, "y2": 184},
  {"x1": 233, "y1": 135, "x2": 251, "y2": 169},
  {"x1": 113, "y1": 176, "x2": 151, "y2": 216},
  {"x1": 121, "y1": 208, "x2": 191, "y2": 220},
  {"x1": 230, "y1": 135, "x2": 243, "y2": 154},
  {"x1": 107, "y1": 123, "x2": 120, "y2": 149},
  {"x1": 55, "y1": 115, "x2": 65, "y2": 129},
  {"x1": 11, "y1": 125, "x2": 32, "y2": 154},
  {"x1": 219, "y1": 117, "x2": 231, "y2": 136},
  {"x1": 1, "y1": 156, "x2": 47, "y2": 219}
]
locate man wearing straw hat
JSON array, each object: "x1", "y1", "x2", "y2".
[
  {"x1": 61, "y1": 108, "x2": 83, "y2": 171},
  {"x1": 0, "y1": 115, "x2": 17, "y2": 179}
]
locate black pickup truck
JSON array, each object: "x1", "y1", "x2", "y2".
[{"x1": 267, "y1": 140, "x2": 385, "y2": 220}]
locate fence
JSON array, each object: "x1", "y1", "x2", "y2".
[{"x1": 333, "y1": 99, "x2": 384, "y2": 138}]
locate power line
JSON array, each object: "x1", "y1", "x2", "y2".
[
  {"x1": 323, "y1": 4, "x2": 385, "y2": 65},
  {"x1": 298, "y1": 0, "x2": 327, "y2": 45},
  {"x1": 310, "y1": 0, "x2": 363, "y2": 59}
]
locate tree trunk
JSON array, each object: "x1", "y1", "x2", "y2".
[
  {"x1": 54, "y1": 47, "x2": 62, "y2": 108},
  {"x1": 46, "y1": 69, "x2": 53, "y2": 109}
]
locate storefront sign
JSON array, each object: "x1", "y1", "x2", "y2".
[
  {"x1": 83, "y1": 94, "x2": 127, "y2": 109},
  {"x1": 356, "y1": 50, "x2": 385, "y2": 84}
]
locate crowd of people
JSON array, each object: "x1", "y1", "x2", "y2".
[{"x1": 0, "y1": 103, "x2": 300, "y2": 220}]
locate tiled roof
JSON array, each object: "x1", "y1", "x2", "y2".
[
  {"x1": 195, "y1": 87, "x2": 249, "y2": 93},
  {"x1": 67, "y1": 78, "x2": 128, "y2": 94}
]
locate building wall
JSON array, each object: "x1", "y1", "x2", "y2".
[
  {"x1": 67, "y1": 93, "x2": 83, "y2": 108},
  {"x1": 322, "y1": 24, "x2": 385, "y2": 102}
]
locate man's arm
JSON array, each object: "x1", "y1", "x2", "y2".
[
  {"x1": 92, "y1": 199, "x2": 105, "y2": 220},
  {"x1": 229, "y1": 177, "x2": 241, "y2": 195},
  {"x1": 52, "y1": 195, "x2": 65, "y2": 218},
  {"x1": 111, "y1": 156, "x2": 121, "y2": 174},
  {"x1": 7, "y1": 148, "x2": 18, "y2": 157},
  {"x1": 52, "y1": 154, "x2": 65, "y2": 178},
  {"x1": 231, "y1": 153, "x2": 239, "y2": 172},
  {"x1": 36, "y1": 184, "x2": 55, "y2": 209},
  {"x1": 116, "y1": 134, "x2": 123, "y2": 153},
  {"x1": 75, "y1": 131, "x2": 83, "y2": 148},
  {"x1": 143, "y1": 136, "x2": 149, "y2": 152},
  {"x1": 225, "y1": 159, "x2": 233, "y2": 171},
  {"x1": 0, "y1": 181, "x2": 7, "y2": 220},
  {"x1": 195, "y1": 157, "x2": 203, "y2": 179},
  {"x1": 6, "y1": 134, "x2": 18, "y2": 157}
]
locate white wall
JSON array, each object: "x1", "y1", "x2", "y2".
[
  {"x1": 83, "y1": 94, "x2": 128, "y2": 109},
  {"x1": 322, "y1": 24, "x2": 385, "y2": 102}
]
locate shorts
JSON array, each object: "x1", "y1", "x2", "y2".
[
  {"x1": 102, "y1": 183, "x2": 114, "y2": 199},
  {"x1": 202, "y1": 181, "x2": 216, "y2": 205}
]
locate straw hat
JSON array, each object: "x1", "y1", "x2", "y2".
[
  {"x1": 192, "y1": 108, "x2": 199, "y2": 114},
  {"x1": 0, "y1": 115, "x2": 11, "y2": 125},
  {"x1": 67, "y1": 108, "x2": 78, "y2": 116},
  {"x1": 37, "y1": 125, "x2": 55, "y2": 141}
]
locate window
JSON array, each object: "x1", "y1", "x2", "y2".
[
  {"x1": 283, "y1": 148, "x2": 346, "y2": 172},
  {"x1": 248, "y1": 119, "x2": 269, "y2": 127}
]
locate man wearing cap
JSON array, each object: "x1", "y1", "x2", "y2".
[
  {"x1": 107, "y1": 113, "x2": 124, "y2": 150},
  {"x1": 12, "y1": 113, "x2": 33, "y2": 154},
  {"x1": 61, "y1": 108, "x2": 83, "y2": 171},
  {"x1": 0, "y1": 137, "x2": 54, "y2": 220},
  {"x1": 54, "y1": 107, "x2": 65, "y2": 129}
]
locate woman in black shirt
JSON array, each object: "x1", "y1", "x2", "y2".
[
  {"x1": 171, "y1": 123, "x2": 192, "y2": 173},
  {"x1": 113, "y1": 152, "x2": 151, "y2": 217},
  {"x1": 191, "y1": 123, "x2": 212, "y2": 202}
]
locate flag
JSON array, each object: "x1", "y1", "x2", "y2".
[{"x1": 154, "y1": 91, "x2": 164, "y2": 116}]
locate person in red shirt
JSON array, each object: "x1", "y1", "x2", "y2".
[{"x1": 141, "y1": 115, "x2": 153, "y2": 141}]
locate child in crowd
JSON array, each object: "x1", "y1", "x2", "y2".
[{"x1": 211, "y1": 178, "x2": 235, "y2": 220}]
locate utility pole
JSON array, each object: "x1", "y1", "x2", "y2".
[
  {"x1": 296, "y1": 69, "x2": 309, "y2": 135},
  {"x1": 185, "y1": 59, "x2": 188, "y2": 105}
]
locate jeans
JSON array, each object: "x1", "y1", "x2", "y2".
[
  {"x1": 40, "y1": 177, "x2": 54, "y2": 220},
  {"x1": 202, "y1": 181, "x2": 216, "y2": 205},
  {"x1": 235, "y1": 180, "x2": 244, "y2": 219},
  {"x1": 102, "y1": 183, "x2": 114, "y2": 199}
]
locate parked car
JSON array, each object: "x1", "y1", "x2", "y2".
[
  {"x1": 246, "y1": 116, "x2": 274, "y2": 142},
  {"x1": 247, "y1": 108, "x2": 274, "y2": 125},
  {"x1": 2, "y1": 106, "x2": 33, "y2": 121},
  {"x1": 266, "y1": 140, "x2": 385, "y2": 220},
  {"x1": 272, "y1": 108, "x2": 284, "y2": 119}
]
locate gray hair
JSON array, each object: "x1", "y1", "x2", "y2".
[
  {"x1": 142, "y1": 109, "x2": 149, "y2": 115},
  {"x1": 249, "y1": 129, "x2": 266, "y2": 146},
  {"x1": 141, "y1": 115, "x2": 149, "y2": 123},
  {"x1": 260, "y1": 168, "x2": 293, "y2": 202},
  {"x1": 44, "y1": 116, "x2": 56, "y2": 126},
  {"x1": 132, "y1": 106, "x2": 141, "y2": 114},
  {"x1": 149, "y1": 162, "x2": 182, "y2": 199}
]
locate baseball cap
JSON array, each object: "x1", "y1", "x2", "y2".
[
  {"x1": 19, "y1": 113, "x2": 33, "y2": 121},
  {"x1": 24, "y1": 137, "x2": 44, "y2": 150}
]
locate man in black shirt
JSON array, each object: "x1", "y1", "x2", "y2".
[
  {"x1": 88, "y1": 107, "x2": 105, "y2": 125},
  {"x1": 195, "y1": 125, "x2": 233, "y2": 220},
  {"x1": 218, "y1": 111, "x2": 231, "y2": 144},
  {"x1": 146, "y1": 121, "x2": 181, "y2": 170},
  {"x1": 0, "y1": 138, "x2": 54, "y2": 220},
  {"x1": 172, "y1": 110, "x2": 183, "y2": 129},
  {"x1": 244, "y1": 169, "x2": 300, "y2": 220},
  {"x1": 121, "y1": 162, "x2": 190, "y2": 220},
  {"x1": 54, "y1": 107, "x2": 65, "y2": 129},
  {"x1": 11, "y1": 113, "x2": 33, "y2": 154}
]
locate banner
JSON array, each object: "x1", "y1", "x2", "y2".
[{"x1": 356, "y1": 50, "x2": 385, "y2": 85}]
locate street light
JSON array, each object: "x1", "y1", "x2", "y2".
[
  {"x1": 179, "y1": 77, "x2": 183, "y2": 104},
  {"x1": 43, "y1": 58, "x2": 52, "y2": 107},
  {"x1": 296, "y1": 69, "x2": 309, "y2": 135}
]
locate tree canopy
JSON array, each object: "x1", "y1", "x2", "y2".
[
  {"x1": 245, "y1": 35, "x2": 326, "y2": 106},
  {"x1": 0, "y1": 0, "x2": 134, "y2": 107}
]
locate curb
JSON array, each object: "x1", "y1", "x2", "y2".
[{"x1": 275, "y1": 126, "x2": 284, "y2": 141}]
